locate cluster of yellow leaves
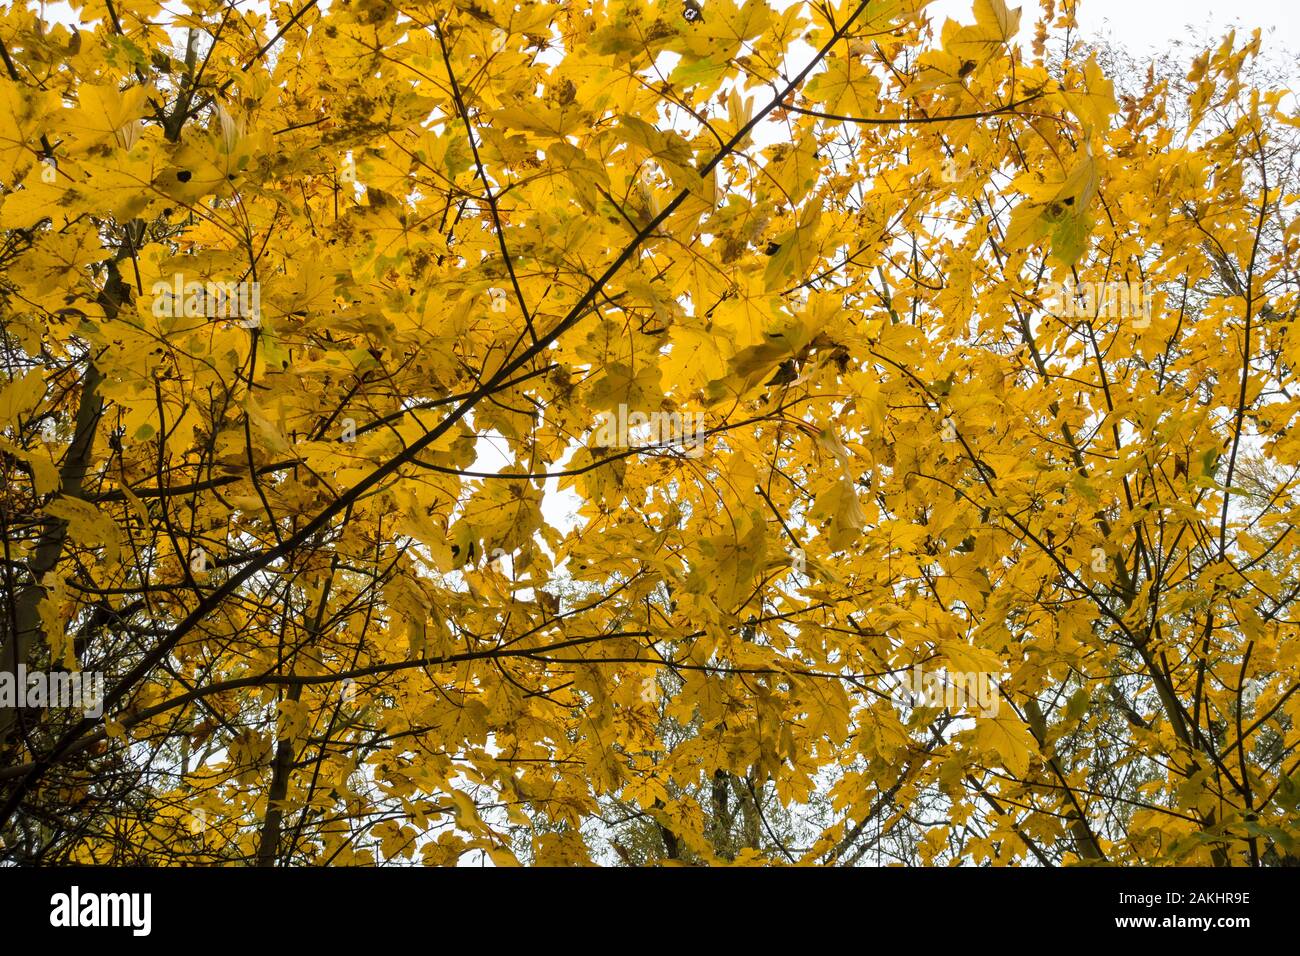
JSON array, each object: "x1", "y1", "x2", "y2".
[{"x1": 0, "y1": 0, "x2": 1297, "y2": 867}]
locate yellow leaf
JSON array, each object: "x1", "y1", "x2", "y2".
[{"x1": 974, "y1": 713, "x2": 1034, "y2": 777}]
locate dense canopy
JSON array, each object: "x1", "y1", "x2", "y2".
[{"x1": 1, "y1": 0, "x2": 1298, "y2": 866}]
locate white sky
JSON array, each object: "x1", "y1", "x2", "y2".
[{"x1": 930, "y1": 0, "x2": 1299, "y2": 53}]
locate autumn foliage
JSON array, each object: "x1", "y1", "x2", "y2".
[{"x1": 1, "y1": 0, "x2": 1298, "y2": 866}]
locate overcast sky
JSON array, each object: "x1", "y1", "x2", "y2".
[{"x1": 929, "y1": 0, "x2": 1298, "y2": 54}]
